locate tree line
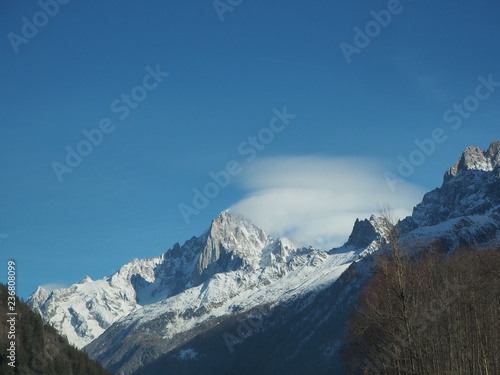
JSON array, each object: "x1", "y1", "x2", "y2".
[
  {"x1": 342, "y1": 214, "x2": 500, "y2": 374},
  {"x1": 0, "y1": 284, "x2": 113, "y2": 375}
]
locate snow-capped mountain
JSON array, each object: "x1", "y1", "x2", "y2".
[
  {"x1": 28, "y1": 255, "x2": 165, "y2": 348},
  {"x1": 84, "y1": 217, "x2": 387, "y2": 374},
  {"x1": 29, "y1": 211, "x2": 274, "y2": 348},
  {"x1": 400, "y1": 141, "x2": 500, "y2": 248},
  {"x1": 29, "y1": 210, "x2": 384, "y2": 373},
  {"x1": 129, "y1": 142, "x2": 500, "y2": 375},
  {"x1": 28, "y1": 142, "x2": 500, "y2": 375}
]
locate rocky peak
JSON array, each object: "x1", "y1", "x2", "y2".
[
  {"x1": 444, "y1": 141, "x2": 500, "y2": 183},
  {"x1": 487, "y1": 141, "x2": 500, "y2": 159},
  {"x1": 205, "y1": 211, "x2": 270, "y2": 253},
  {"x1": 408, "y1": 141, "x2": 500, "y2": 228},
  {"x1": 343, "y1": 215, "x2": 385, "y2": 249},
  {"x1": 344, "y1": 218, "x2": 376, "y2": 249},
  {"x1": 77, "y1": 276, "x2": 93, "y2": 284},
  {"x1": 193, "y1": 211, "x2": 272, "y2": 284},
  {"x1": 27, "y1": 286, "x2": 50, "y2": 312}
]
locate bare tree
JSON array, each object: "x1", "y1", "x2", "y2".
[{"x1": 343, "y1": 208, "x2": 500, "y2": 374}]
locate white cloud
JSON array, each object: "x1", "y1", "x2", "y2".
[{"x1": 230, "y1": 155, "x2": 426, "y2": 250}]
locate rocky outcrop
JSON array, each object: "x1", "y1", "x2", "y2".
[{"x1": 444, "y1": 141, "x2": 500, "y2": 183}]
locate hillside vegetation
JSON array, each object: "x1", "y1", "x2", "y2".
[
  {"x1": 0, "y1": 284, "x2": 112, "y2": 375},
  {"x1": 343, "y1": 245, "x2": 500, "y2": 374}
]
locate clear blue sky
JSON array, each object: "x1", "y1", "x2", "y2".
[{"x1": 1, "y1": 0, "x2": 499, "y2": 298}]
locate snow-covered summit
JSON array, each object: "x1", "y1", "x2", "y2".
[
  {"x1": 444, "y1": 141, "x2": 500, "y2": 183},
  {"x1": 77, "y1": 276, "x2": 93, "y2": 284},
  {"x1": 27, "y1": 142, "x2": 500, "y2": 374},
  {"x1": 30, "y1": 210, "x2": 369, "y2": 352},
  {"x1": 28, "y1": 254, "x2": 164, "y2": 348},
  {"x1": 84, "y1": 216, "x2": 382, "y2": 374},
  {"x1": 29, "y1": 286, "x2": 50, "y2": 306},
  {"x1": 193, "y1": 210, "x2": 272, "y2": 284},
  {"x1": 396, "y1": 142, "x2": 500, "y2": 250}
]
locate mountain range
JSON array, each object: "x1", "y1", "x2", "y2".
[{"x1": 28, "y1": 141, "x2": 500, "y2": 374}]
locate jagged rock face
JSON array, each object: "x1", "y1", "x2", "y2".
[
  {"x1": 397, "y1": 141, "x2": 500, "y2": 251},
  {"x1": 444, "y1": 141, "x2": 500, "y2": 182},
  {"x1": 28, "y1": 209, "x2": 381, "y2": 375},
  {"x1": 28, "y1": 257, "x2": 164, "y2": 348},
  {"x1": 83, "y1": 213, "x2": 376, "y2": 375},
  {"x1": 27, "y1": 212, "x2": 273, "y2": 350},
  {"x1": 133, "y1": 143, "x2": 500, "y2": 375},
  {"x1": 408, "y1": 141, "x2": 500, "y2": 228},
  {"x1": 344, "y1": 218, "x2": 379, "y2": 249},
  {"x1": 97, "y1": 141, "x2": 500, "y2": 375},
  {"x1": 192, "y1": 211, "x2": 272, "y2": 285},
  {"x1": 28, "y1": 142, "x2": 500, "y2": 375}
]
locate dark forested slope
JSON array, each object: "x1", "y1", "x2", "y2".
[{"x1": 0, "y1": 284, "x2": 112, "y2": 375}]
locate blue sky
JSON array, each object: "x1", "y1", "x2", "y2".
[{"x1": 1, "y1": 0, "x2": 499, "y2": 298}]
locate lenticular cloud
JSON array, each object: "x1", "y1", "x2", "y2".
[{"x1": 230, "y1": 155, "x2": 426, "y2": 249}]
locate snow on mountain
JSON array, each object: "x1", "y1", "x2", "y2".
[
  {"x1": 400, "y1": 141, "x2": 500, "y2": 248},
  {"x1": 444, "y1": 141, "x2": 500, "y2": 181},
  {"x1": 28, "y1": 255, "x2": 164, "y2": 348},
  {"x1": 130, "y1": 142, "x2": 500, "y2": 375},
  {"x1": 84, "y1": 215, "x2": 383, "y2": 374},
  {"x1": 28, "y1": 210, "x2": 384, "y2": 374},
  {"x1": 28, "y1": 142, "x2": 500, "y2": 375}
]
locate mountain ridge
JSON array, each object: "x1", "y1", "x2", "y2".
[
  {"x1": 29, "y1": 210, "x2": 365, "y2": 351},
  {"x1": 28, "y1": 141, "x2": 500, "y2": 374},
  {"x1": 444, "y1": 141, "x2": 500, "y2": 183}
]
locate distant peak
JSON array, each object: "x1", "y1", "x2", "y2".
[
  {"x1": 344, "y1": 217, "x2": 378, "y2": 249},
  {"x1": 77, "y1": 276, "x2": 92, "y2": 284},
  {"x1": 444, "y1": 141, "x2": 500, "y2": 183},
  {"x1": 193, "y1": 211, "x2": 272, "y2": 284},
  {"x1": 275, "y1": 237, "x2": 297, "y2": 252},
  {"x1": 487, "y1": 141, "x2": 500, "y2": 158},
  {"x1": 214, "y1": 209, "x2": 236, "y2": 222},
  {"x1": 215, "y1": 209, "x2": 250, "y2": 223},
  {"x1": 209, "y1": 210, "x2": 263, "y2": 234},
  {"x1": 27, "y1": 286, "x2": 51, "y2": 308},
  {"x1": 33, "y1": 285, "x2": 49, "y2": 296},
  {"x1": 36, "y1": 285, "x2": 47, "y2": 291}
]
